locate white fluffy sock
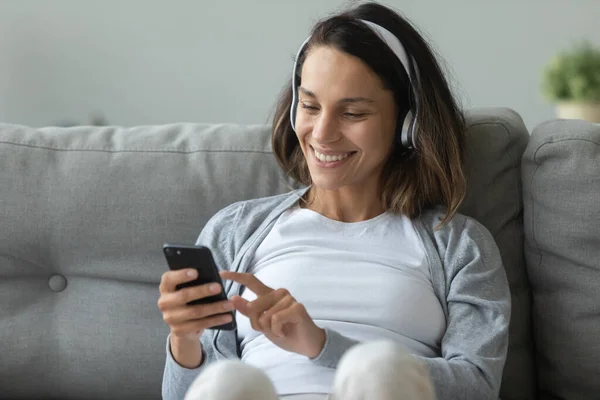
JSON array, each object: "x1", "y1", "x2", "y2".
[
  {"x1": 184, "y1": 360, "x2": 278, "y2": 400},
  {"x1": 331, "y1": 341, "x2": 436, "y2": 400}
]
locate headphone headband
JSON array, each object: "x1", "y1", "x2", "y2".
[
  {"x1": 290, "y1": 19, "x2": 419, "y2": 149},
  {"x1": 359, "y1": 20, "x2": 417, "y2": 85}
]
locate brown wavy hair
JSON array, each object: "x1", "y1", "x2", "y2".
[{"x1": 272, "y1": 2, "x2": 466, "y2": 226}]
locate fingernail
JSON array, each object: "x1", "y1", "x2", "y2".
[
  {"x1": 209, "y1": 283, "x2": 221, "y2": 293},
  {"x1": 186, "y1": 270, "x2": 197, "y2": 278}
]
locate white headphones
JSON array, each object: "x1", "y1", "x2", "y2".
[{"x1": 289, "y1": 19, "x2": 420, "y2": 149}]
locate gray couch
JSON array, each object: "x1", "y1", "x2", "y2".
[{"x1": 0, "y1": 108, "x2": 598, "y2": 400}]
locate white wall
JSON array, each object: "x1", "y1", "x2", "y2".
[{"x1": 1, "y1": 0, "x2": 599, "y2": 130}]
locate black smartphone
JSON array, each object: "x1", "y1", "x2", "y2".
[{"x1": 162, "y1": 244, "x2": 236, "y2": 331}]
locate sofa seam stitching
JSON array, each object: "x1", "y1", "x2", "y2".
[{"x1": 0, "y1": 141, "x2": 272, "y2": 154}]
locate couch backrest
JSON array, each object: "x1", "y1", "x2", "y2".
[
  {"x1": 522, "y1": 119, "x2": 600, "y2": 399},
  {"x1": 0, "y1": 108, "x2": 534, "y2": 399},
  {"x1": 0, "y1": 123, "x2": 296, "y2": 399}
]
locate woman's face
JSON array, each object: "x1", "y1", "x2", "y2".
[{"x1": 295, "y1": 45, "x2": 397, "y2": 193}]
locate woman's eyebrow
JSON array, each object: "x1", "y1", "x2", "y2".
[
  {"x1": 298, "y1": 87, "x2": 375, "y2": 104},
  {"x1": 339, "y1": 97, "x2": 375, "y2": 104},
  {"x1": 298, "y1": 87, "x2": 317, "y2": 98}
]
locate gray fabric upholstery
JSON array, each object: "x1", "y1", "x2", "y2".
[
  {"x1": 522, "y1": 119, "x2": 600, "y2": 400},
  {"x1": 460, "y1": 108, "x2": 536, "y2": 400},
  {"x1": 0, "y1": 123, "x2": 295, "y2": 399}
]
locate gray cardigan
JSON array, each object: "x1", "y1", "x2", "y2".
[{"x1": 162, "y1": 188, "x2": 510, "y2": 400}]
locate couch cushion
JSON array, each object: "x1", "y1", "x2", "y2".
[
  {"x1": 459, "y1": 108, "x2": 536, "y2": 400},
  {"x1": 0, "y1": 123, "x2": 296, "y2": 399},
  {"x1": 522, "y1": 119, "x2": 600, "y2": 399}
]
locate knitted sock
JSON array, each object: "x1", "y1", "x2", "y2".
[
  {"x1": 331, "y1": 340, "x2": 436, "y2": 400},
  {"x1": 183, "y1": 360, "x2": 278, "y2": 400}
]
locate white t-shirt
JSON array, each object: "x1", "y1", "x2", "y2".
[{"x1": 236, "y1": 205, "x2": 446, "y2": 396}]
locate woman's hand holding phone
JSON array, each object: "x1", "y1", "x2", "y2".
[{"x1": 157, "y1": 269, "x2": 234, "y2": 368}]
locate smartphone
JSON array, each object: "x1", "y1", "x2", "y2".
[{"x1": 163, "y1": 244, "x2": 236, "y2": 330}]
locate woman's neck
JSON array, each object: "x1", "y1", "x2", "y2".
[{"x1": 302, "y1": 186, "x2": 386, "y2": 223}]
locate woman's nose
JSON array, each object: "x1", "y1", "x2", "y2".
[{"x1": 312, "y1": 113, "x2": 341, "y2": 143}]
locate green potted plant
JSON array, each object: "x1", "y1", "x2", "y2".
[{"x1": 541, "y1": 40, "x2": 600, "y2": 122}]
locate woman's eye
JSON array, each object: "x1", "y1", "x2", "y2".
[
  {"x1": 344, "y1": 112, "x2": 366, "y2": 118},
  {"x1": 300, "y1": 103, "x2": 319, "y2": 112}
]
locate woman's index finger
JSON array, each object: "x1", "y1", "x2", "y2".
[{"x1": 220, "y1": 271, "x2": 273, "y2": 296}]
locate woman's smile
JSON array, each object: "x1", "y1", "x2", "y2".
[{"x1": 310, "y1": 146, "x2": 357, "y2": 168}]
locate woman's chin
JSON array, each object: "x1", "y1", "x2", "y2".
[{"x1": 309, "y1": 177, "x2": 346, "y2": 192}]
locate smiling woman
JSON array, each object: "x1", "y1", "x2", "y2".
[
  {"x1": 272, "y1": 8, "x2": 467, "y2": 225},
  {"x1": 159, "y1": 2, "x2": 510, "y2": 400}
]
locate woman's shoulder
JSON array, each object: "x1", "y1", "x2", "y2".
[
  {"x1": 418, "y1": 206, "x2": 508, "y2": 305},
  {"x1": 416, "y1": 206, "x2": 503, "y2": 281},
  {"x1": 417, "y1": 205, "x2": 497, "y2": 252}
]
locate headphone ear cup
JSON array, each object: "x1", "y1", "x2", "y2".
[
  {"x1": 397, "y1": 109, "x2": 414, "y2": 149},
  {"x1": 407, "y1": 115, "x2": 417, "y2": 149}
]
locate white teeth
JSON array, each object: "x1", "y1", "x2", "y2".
[{"x1": 314, "y1": 149, "x2": 351, "y2": 163}]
